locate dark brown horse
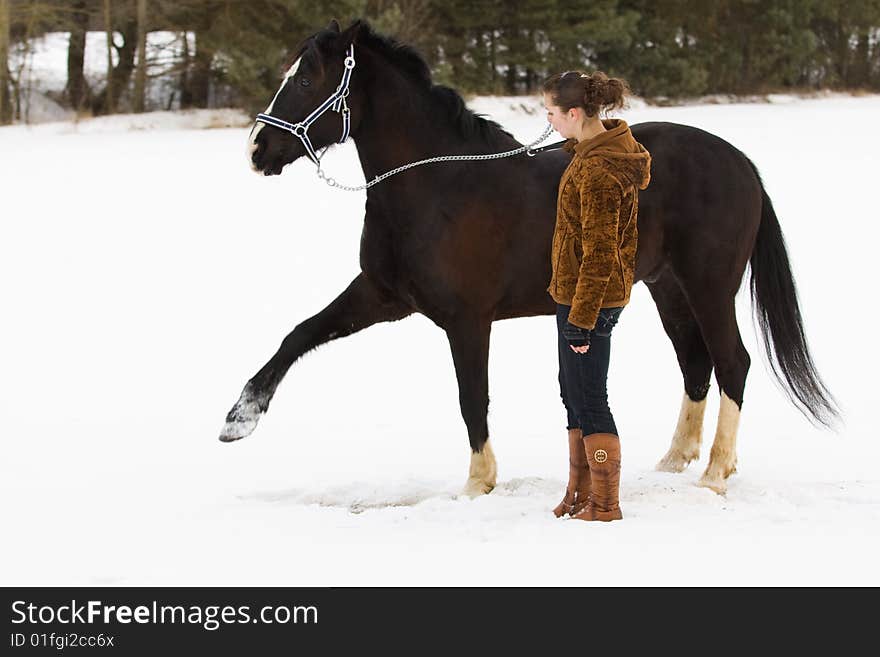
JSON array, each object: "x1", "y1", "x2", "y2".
[{"x1": 222, "y1": 18, "x2": 837, "y2": 496}]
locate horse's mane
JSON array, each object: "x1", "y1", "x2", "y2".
[
  {"x1": 357, "y1": 21, "x2": 514, "y2": 143},
  {"x1": 289, "y1": 20, "x2": 515, "y2": 145}
]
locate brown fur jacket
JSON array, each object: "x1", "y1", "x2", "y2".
[{"x1": 547, "y1": 118, "x2": 652, "y2": 329}]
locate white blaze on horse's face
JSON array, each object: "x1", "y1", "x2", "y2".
[{"x1": 247, "y1": 57, "x2": 303, "y2": 173}]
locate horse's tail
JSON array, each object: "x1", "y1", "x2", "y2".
[{"x1": 745, "y1": 157, "x2": 840, "y2": 428}]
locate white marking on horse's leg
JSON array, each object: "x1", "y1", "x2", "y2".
[
  {"x1": 462, "y1": 439, "x2": 497, "y2": 497},
  {"x1": 698, "y1": 391, "x2": 741, "y2": 495},
  {"x1": 247, "y1": 58, "x2": 302, "y2": 172},
  {"x1": 656, "y1": 394, "x2": 707, "y2": 472},
  {"x1": 219, "y1": 385, "x2": 267, "y2": 442}
]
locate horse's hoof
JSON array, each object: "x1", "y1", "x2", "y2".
[
  {"x1": 696, "y1": 474, "x2": 728, "y2": 496},
  {"x1": 218, "y1": 399, "x2": 262, "y2": 442},
  {"x1": 461, "y1": 440, "x2": 497, "y2": 497},
  {"x1": 655, "y1": 449, "x2": 697, "y2": 473},
  {"x1": 462, "y1": 478, "x2": 494, "y2": 497},
  {"x1": 219, "y1": 418, "x2": 257, "y2": 442},
  {"x1": 698, "y1": 454, "x2": 735, "y2": 494}
]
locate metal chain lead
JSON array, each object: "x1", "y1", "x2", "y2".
[{"x1": 315, "y1": 122, "x2": 557, "y2": 192}]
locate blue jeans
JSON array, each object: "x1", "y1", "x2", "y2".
[{"x1": 557, "y1": 303, "x2": 623, "y2": 435}]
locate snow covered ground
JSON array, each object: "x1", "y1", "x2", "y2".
[{"x1": 2, "y1": 94, "x2": 879, "y2": 586}]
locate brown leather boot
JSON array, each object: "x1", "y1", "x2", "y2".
[
  {"x1": 553, "y1": 428, "x2": 591, "y2": 518},
  {"x1": 571, "y1": 433, "x2": 623, "y2": 522}
]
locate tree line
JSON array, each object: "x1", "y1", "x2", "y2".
[{"x1": 1, "y1": 0, "x2": 879, "y2": 125}]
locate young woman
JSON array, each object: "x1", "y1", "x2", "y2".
[{"x1": 542, "y1": 71, "x2": 652, "y2": 522}]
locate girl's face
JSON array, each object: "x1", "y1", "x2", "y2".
[{"x1": 542, "y1": 93, "x2": 580, "y2": 139}]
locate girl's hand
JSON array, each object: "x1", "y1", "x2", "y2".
[{"x1": 562, "y1": 320, "x2": 591, "y2": 353}]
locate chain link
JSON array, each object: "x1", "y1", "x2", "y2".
[{"x1": 315, "y1": 122, "x2": 558, "y2": 192}]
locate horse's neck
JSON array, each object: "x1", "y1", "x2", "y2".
[{"x1": 352, "y1": 72, "x2": 518, "y2": 184}]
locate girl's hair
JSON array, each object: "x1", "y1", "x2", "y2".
[{"x1": 542, "y1": 70, "x2": 630, "y2": 117}]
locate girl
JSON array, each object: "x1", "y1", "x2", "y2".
[{"x1": 542, "y1": 71, "x2": 652, "y2": 522}]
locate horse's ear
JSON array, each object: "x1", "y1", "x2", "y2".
[
  {"x1": 339, "y1": 19, "x2": 365, "y2": 47},
  {"x1": 327, "y1": 19, "x2": 340, "y2": 33}
]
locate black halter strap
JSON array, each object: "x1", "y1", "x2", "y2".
[{"x1": 525, "y1": 139, "x2": 569, "y2": 156}]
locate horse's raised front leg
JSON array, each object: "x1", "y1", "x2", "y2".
[
  {"x1": 445, "y1": 315, "x2": 496, "y2": 497},
  {"x1": 219, "y1": 273, "x2": 412, "y2": 441}
]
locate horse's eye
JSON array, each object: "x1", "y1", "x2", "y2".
[{"x1": 300, "y1": 78, "x2": 311, "y2": 87}]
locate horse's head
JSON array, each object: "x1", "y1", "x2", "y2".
[{"x1": 248, "y1": 19, "x2": 366, "y2": 176}]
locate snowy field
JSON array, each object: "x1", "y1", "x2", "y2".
[{"x1": 2, "y1": 94, "x2": 879, "y2": 586}]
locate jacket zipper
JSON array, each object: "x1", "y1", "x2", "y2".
[
  {"x1": 553, "y1": 172, "x2": 576, "y2": 294},
  {"x1": 616, "y1": 192, "x2": 637, "y2": 292}
]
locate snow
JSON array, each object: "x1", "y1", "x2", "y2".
[
  {"x1": 2, "y1": 94, "x2": 879, "y2": 586},
  {"x1": 0, "y1": 108, "x2": 251, "y2": 135}
]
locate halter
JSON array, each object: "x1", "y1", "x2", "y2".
[
  {"x1": 253, "y1": 42, "x2": 561, "y2": 192},
  {"x1": 255, "y1": 44, "x2": 356, "y2": 165}
]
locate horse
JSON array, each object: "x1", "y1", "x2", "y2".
[{"x1": 222, "y1": 18, "x2": 838, "y2": 497}]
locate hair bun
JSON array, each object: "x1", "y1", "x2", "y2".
[
  {"x1": 582, "y1": 72, "x2": 628, "y2": 116},
  {"x1": 542, "y1": 69, "x2": 630, "y2": 118}
]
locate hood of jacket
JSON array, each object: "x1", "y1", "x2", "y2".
[{"x1": 562, "y1": 118, "x2": 651, "y2": 190}]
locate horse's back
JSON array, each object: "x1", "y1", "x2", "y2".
[
  {"x1": 632, "y1": 121, "x2": 762, "y2": 206},
  {"x1": 630, "y1": 121, "x2": 763, "y2": 283}
]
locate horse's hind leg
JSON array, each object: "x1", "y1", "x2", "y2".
[
  {"x1": 445, "y1": 315, "x2": 496, "y2": 497},
  {"x1": 647, "y1": 274, "x2": 714, "y2": 473},
  {"x1": 220, "y1": 273, "x2": 412, "y2": 441},
  {"x1": 682, "y1": 286, "x2": 751, "y2": 495}
]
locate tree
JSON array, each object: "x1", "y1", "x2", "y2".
[
  {"x1": 133, "y1": 0, "x2": 147, "y2": 112},
  {"x1": 102, "y1": 0, "x2": 113, "y2": 113},
  {"x1": 365, "y1": 0, "x2": 436, "y2": 46},
  {"x1": 810, "y1": 0, "x2": 880, "y2": 88},
  {"x1": 64, "y1": 0, "x2": 90, "y2": 111},
  {"x1": 0, "y1": 0, "x2": 9, "y2": 124},
  {"x1": 5, "y1": 0, "x2": 880, "y2": 119},
  {"x1": 93, "y1": 0, "x2": 137, "y2": 114}
]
